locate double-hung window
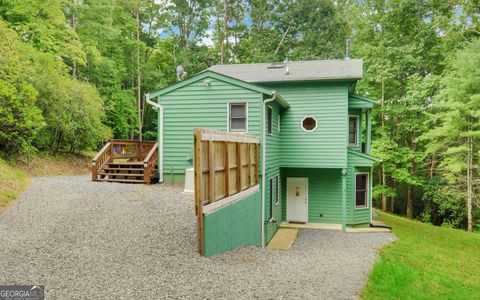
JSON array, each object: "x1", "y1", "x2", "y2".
[
  {"x1": 355, "y1": 173, "x2": 369, "y2": 208},
  {"x1": 267, "y1": 106, "x2": 273, "y2": 134},
  {"x1": 275, "y1": 176, "x2": 279, "y2": 205},
  {"x1": 269, "y1": 178, "x2": 273, "y2": 219},
  {"x1": 349, "y1": 116, "x2": 359, "y2": 146},
  {"x1": 229, "y1": 103, "x2": 247, "y2": 132}
]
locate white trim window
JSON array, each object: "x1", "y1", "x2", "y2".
[
  {"x1": 349, "y1": 115, "x2": 359, "y2": 146},
  {"x1": 355, "y1": 173, "x2": 369, "y2": 208},
  {"x1": 301, "y1": 116, "x2": 317, "y2": 132},
  {"x1": 269, "y1": 177, "x2": 273, "y2": 220},
  {"x1": 275, "y1": 175, "x2": 280, "y2": 205},
  {"x1": 267, "y1": 106, "x2": 273, "y2": 135},
  {"x1": 228, "y1": 102, "x2": 248, "y2": 132}
]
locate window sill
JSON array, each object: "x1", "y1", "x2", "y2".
[
  {"x1": 229, "y1": 130, "x2": 248, "y2": 134},
  {"x1": 355, "y1": 206, "x2": 369, "y2": 210}
]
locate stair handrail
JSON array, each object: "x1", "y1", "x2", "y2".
[
  {"x1": 143, "y1": 142, "x2": 158, "y2": 183},
  {"x1": 92, "y1": 142, "x2": 112, "y2": 181},
  {"x1": 142, "y1": 142, "x2": 158, "y2": 164}
]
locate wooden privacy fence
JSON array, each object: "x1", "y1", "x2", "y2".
[{"x1": 194, "y1": 128, "x2": 260, "y2": 255}]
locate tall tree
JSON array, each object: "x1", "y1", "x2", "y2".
[
  {"x1": 422, "y1": 39, "x2": 480, "y2": 231},
  {"x1": 352, "y1": 0, "x2": 459, "y2": 219}
]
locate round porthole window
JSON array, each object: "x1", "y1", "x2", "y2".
[{"x1": 302, "y1": 116, "x2": 317, "y2": 132}]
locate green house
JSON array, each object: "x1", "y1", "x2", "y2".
[{"x1": 148, "y1": 59, "x2": 380, "y2": 247}]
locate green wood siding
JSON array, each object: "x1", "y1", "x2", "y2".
[
  {"x1": 281, "y1": 168, "x2": 347, "y2": 224},
  {"x1": 158, "y1": 76, "x2": 262, "y2": 177},
  {"x1": 264, "y1": 101, "x2": 282, "y2": 244},
  {"x1": 347, "y1": 149, "x2": 379, "y2": 167},
  {"x1": 348, "y1": 94, "x2": 376, "y2": 109},
  {"x1": 346, "y1": 166, "x2": 372, "y2": 225},
  {"x1": 265, "y1": 82, "x2": 349, "y2": 169},
  {"x1": 347, "y1": 151, "x2": 374, "y2": 225},
  {"x1": 203, "y1": 190, "x2": 262, "y2": 256},
  {"x1": 281, "y1": 167, "x2": 371, "y2": 226}
]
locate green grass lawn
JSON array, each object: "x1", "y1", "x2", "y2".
[
  {"x1": 0, "y1": 159, "x2": 29, "y2": 208},
  {"x1": 362, "y1": 212, "x2": 480, "y2": 299}
]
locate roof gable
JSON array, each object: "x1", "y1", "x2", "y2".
[
  {"x1": 208, "y1": 59, "x2": 363, "y2": 83},
  {"x1": 348, "y1": 149, "x2": 381, "y2": 167},
  {"x1": 348, "y1": 93, "x2": 379, "y2": 109},
  {"x1": 149, "y1": 70, "x2": 275, "y2": 98}
]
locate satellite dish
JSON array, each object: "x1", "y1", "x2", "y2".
[{"x1": 176, "y1": 65, "x2": 187, "y2": 81}]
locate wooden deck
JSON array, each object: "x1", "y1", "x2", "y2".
[{"x1": 92, "y1": 140, "x2": 158, "y2": 184}]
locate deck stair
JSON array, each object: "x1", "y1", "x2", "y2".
[{"x1": 92, "y1": 140, "x2": 158, "y2": 184}]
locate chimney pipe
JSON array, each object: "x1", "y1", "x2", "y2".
[{"x1": 345, "y1": 38, "x2": 351, "y2": 60}]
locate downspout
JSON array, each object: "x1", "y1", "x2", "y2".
[
  {"x1": 145, "y1": 93, "x2": 164, "y2": 183},
  {"x1": 261, "y1": 91, "x2": 278, "y2": 247}
]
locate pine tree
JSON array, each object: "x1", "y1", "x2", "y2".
[{"x1": 422, "y1": 39, "x2": 480, "y2": 231}]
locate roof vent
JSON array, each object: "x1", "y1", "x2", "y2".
[
  {"x1": 345, "y1": 38, "x2": 351, "y2": 60},
  {"x1": 268, "y1": 62, "x2": 286, "y2": 69}
]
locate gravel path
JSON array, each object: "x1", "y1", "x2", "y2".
[{"x1": 0, "y1": 175, "x2": 395, "y2": 299}]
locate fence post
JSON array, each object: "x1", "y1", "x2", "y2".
[
  {"x1": 256, "y1": 143, "x2": 260, "y2": 185},
  {"x1": 225, "y1": 141, "x2": 230, "y2": 197},
  {"x1": 194, "y1": 129, "x2": 204, "y2": 255},
  {"x1": 237, "y1": 142, "x2": 242, "y2": 193},
  {"x1": 208, "y1": 141, "x2": 215, "y2": 203}
]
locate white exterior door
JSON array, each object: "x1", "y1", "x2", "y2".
[{"x1": 286, "y1": 177, "x2": 308, "y2": 223}]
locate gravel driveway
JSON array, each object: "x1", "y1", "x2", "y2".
[{"x1": 0, "y1": 175, "x2": 395, "y2": 299}]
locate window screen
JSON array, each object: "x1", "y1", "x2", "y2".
[
  {"x1": 229, "y1": 103, "x2": 247, "y2": 132},
  {"x1": 356, "y1": 174, "x2": 368, "y2": 208},
  {"x1": 349, "y1": 116, "x2": 358, "y2": 145},
  {"x1": 269, "y1": 178, "x2": 273, "y2": 219},
  {"x1": 267, "y1": 106, "x2": 273, "y2": 134},
  {"x1": 275, "y1": 176, "x2": 279, "y2": 204}
]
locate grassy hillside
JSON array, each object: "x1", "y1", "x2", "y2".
[
  {"x1": 18, "y1": 153, "x2": 93, "y2": 176},
  {"x1": 362, "y1": 212, "x2": 480, "y2": 299},
  {"x1": 0, "y1": 159, "x2": 29, "y2": 211}
]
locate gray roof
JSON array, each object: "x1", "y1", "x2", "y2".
[{"x1": 208, "y1": 59, "x2": 363, "y2": 83}]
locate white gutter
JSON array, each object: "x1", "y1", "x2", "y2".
[
  {"x1": 145, "y1": 93, "x2": 164, "y2": 183},
  {"x1": 261, "y1": 91, "x2": 278, "y2": 247}
]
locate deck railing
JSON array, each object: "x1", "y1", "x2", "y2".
[
  {"x1": 143, "y1": 143, "x2": 158, "y2": 183},
  {"x1": 109, "y1": 139, "x2": 156, "y2": 161},
  {"x1": 92, "y1": 139, "x2": 158, "y2": 183}
]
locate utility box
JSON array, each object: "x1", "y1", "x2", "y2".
[{"x1": 182, "y1": 167, "x2": 194, "y2": 196}]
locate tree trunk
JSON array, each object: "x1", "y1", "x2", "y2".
[
  {"x1": 71, "y1": 10, "x2": 77, "y2": 79},
  {"x1": 467, "y1": 123, "x2": 473, "y2": 231},
  {"x1": 426, "y1": 154, "x2": 436, "y2": 220},
  {"x1": 407, "y1": 183, "x2": 414, "y2": 219},
  {"x1": 406, "y1": 137, "x2": 416, "y2": 220},
  {"x1": 220, "y1": 0, "x2": 229, "y2": 64},
  {"x1": 274, "y1": 24, "x2": 291, "y2": 57},
  {"x1": 54, "y1": 130, "x2": 63, "y2": 156},
  {"x1": 136, "y1": 8, "x2": 142, "y2": 142},
  {"x1": 380, "y1": 79, "x2": 387, "y2": 212},
  {"x1": 390, "y1": 179, "x2": 396, "y2": 213}
]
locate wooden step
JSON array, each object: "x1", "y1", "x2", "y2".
[
  {"x1": 98, "y1": 178, "x2": 146, "y2": 183},
  {"x1": 108, "y1": 162, "x2": 144, "y2": 166},
  {"x1": 99, "y1": 172, "x2": 144, "y2": 177},
  {"x1": 103, "y1": 167, "x2": 144, "y2": 171}
]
